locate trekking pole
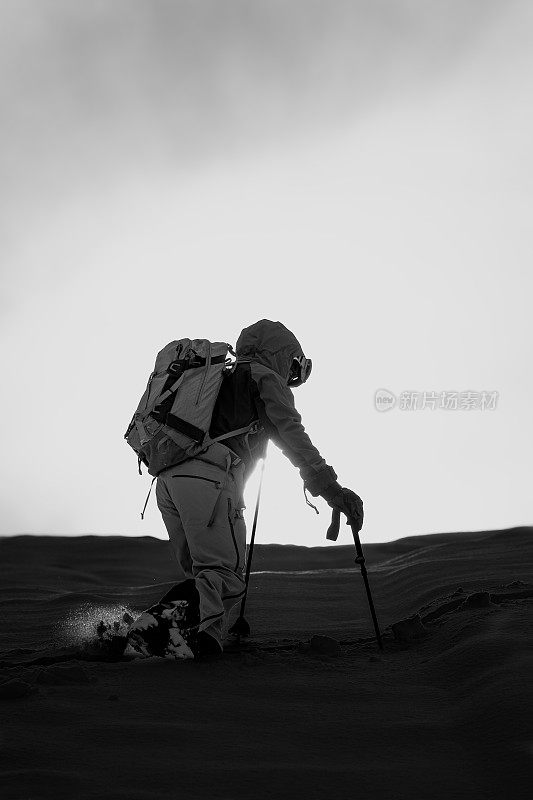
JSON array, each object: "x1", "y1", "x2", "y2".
[
  {"x1": 228, "y1": 457, "x2": 266, "y2": 639},
  {"x1": 327, "y1": 507, "x2": 383, "y2": 651}
]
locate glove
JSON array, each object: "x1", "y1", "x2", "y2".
[{"x1": 326, "y1": 487, "x2": 364, "y2": 531}]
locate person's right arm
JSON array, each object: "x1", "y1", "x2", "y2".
[{"x1": 250, "y1": 362, "x2": 364, "y2": 529}]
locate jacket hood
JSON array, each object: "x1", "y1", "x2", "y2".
[{"x1": 236, "y1": 319, "x2": 304, "y2": 382}]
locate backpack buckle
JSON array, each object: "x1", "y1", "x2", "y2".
[{"x1": 168, "y1": 361, "x2": 183, "y2": 375}]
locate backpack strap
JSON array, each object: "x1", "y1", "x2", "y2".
[
  {"x1": 206, "y1": 421, "x2": 261, "y2": 448},
  {"x1": 185, "y1": 420, "x2": 261, "y2": 471},
  {"x1": 195, "y1": 341, "x2": 212, "y2": 405},
  {"x1": 153, "y1": 376, "x2": 184, "y2": 410}
]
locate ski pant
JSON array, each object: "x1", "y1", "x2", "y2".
[{"x1": 155, "y1": 443, "x2": 247, "y2": 649}]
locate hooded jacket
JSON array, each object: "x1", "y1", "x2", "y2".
[{"x1": 209, "y1": 320, "x2": 338, "y2": 498}]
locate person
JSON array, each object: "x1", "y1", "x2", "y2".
[{"x1": 154, "y1": 319, "x2": 363, "y2": 659}]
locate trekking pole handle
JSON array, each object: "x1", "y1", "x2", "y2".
[
  {"x1": 326, "y1": 507, "x2": 341, "y2": 541},
  {"x1": 326, "y1": 507, "x2": 360, "y2": 541}
]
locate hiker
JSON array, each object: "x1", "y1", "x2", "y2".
[{"x1": 153, "y1": 320, "x2": 364, "y2": 658}]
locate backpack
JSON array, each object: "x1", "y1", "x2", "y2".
[{"x1": 125, "y1": 338, "x2": 256, "y2": 477}]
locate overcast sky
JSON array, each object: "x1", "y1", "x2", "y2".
[{"x1": 1, "y1": 0, "x2": 532, "y2": 545}]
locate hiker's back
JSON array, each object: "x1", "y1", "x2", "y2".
[{"x1": 209, "y1": 362, "x2": 266, "y2": 470}]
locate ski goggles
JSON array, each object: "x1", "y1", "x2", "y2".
[{"x1": 287, "y1": 355, "x2": 313, "y2": 387}]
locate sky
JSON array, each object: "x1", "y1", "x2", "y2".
[{"x1": 1, "y1": 0, "x2": 532, "y2": 545}]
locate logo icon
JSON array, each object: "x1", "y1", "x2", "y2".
[{"x1": 374, "y1": 389, "x2": 396, "y2": 412}]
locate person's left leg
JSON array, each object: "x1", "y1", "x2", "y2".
[{"x1": 156, "y1": 475, "x2": 193, "y2": 580}]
